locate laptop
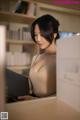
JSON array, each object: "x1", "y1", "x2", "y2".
[{"x1": 5, "y1": 69, "x2": 29, "y2": 102}]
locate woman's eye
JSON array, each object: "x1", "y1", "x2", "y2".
[
  {"x1": 34, "y1": 34, "x2": 37, "y2": 37},
  {"x1": 34, "y1": 33, "x2": 43, "y2": 38}
]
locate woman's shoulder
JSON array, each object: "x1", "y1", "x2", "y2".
[{"x1": 44, "y1": 53, "x2": 56, "y2": 61}]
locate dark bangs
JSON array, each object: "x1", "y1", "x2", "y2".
[{"x1": 38, "y1": 21, "x2": 55, "y2": 43}]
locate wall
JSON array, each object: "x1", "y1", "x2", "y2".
[
  {"x1": 57, "y1": 35, "x2": 80, "y2": 112},
  {"x1": 36, "y1": 3, "x2": 80, "y2": 32}
]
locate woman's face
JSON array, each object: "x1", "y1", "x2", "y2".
[{"x1": 34, "y1": 24, "x2": 50, "y2": 50}]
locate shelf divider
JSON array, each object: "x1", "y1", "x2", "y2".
[
  {"x1": 0, "y1": 11, "x2": 36, "y2": 24},
  {"x1": 7, "y1": 40, "x2": 35, "y2": 44}
]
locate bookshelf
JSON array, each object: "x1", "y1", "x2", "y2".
[
  {"x1": 5, "y1": 38, "x2": 36, "y2": 75},
  {"x1": 0, "y1": 0, "x2": 37, "y2": 75},
  {"x1": 6, "y1": 39, "x2": 36, "y2": 75}
]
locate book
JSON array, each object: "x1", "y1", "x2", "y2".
[
  {"x1": 27, "y1": 2, "x2": 37, "y2": 16},
  {"x1": 9, "y1": 44, "x2": 23, "y2": 52}
]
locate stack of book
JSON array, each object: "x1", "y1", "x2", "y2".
[
  {"x1": 6, "y1": 52, "x2": 31, "y2": 66},
  {"x1": 14, "y1": 0, "x2": 37, "y2": 16},
  {"x1": 7, "y1": 24, "x2": 32, "y2": 41}
]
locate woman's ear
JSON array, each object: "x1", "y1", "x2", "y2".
[{"x1": 54, "y1": 33, "x2": 57, "y2": 39}]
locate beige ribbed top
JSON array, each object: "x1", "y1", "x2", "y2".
[{"x1": 29, "y1": 53, "x2": 56, "y2": 97}]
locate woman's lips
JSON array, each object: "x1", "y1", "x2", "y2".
[{"x1": 37, "y1": 43, "x2": 42, "y2": 46}]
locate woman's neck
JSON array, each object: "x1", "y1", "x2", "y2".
[{"x1": 45, "y1": 41, "x2": 56, "y2": 54}]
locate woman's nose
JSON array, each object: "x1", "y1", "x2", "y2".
[{"x1": 36, "y1": 34, "x2": 41, "y2": 42}]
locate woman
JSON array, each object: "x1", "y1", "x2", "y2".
[
  {"x1": 29, "y1": 14, "x2": 60, "y2": 97},
  {"x1": 6, "y1": 14, "x2": 60, "y2": 102}
]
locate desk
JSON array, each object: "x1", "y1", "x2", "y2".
[{"x1": 6, "y1": 97, "x2": 80, "y2": 120}]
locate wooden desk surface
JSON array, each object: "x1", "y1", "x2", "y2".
[{"x1": 6, "y1": 97, "x2": 80, "y2": 120}]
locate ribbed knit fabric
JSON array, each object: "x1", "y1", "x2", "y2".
[{"x1": 29, "y1": 53, "x2": 56, "y2": 97}]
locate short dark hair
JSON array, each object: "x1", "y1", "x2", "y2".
[{"x1": 31, "y1": 14, "x2": 60, "y2": 43}]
